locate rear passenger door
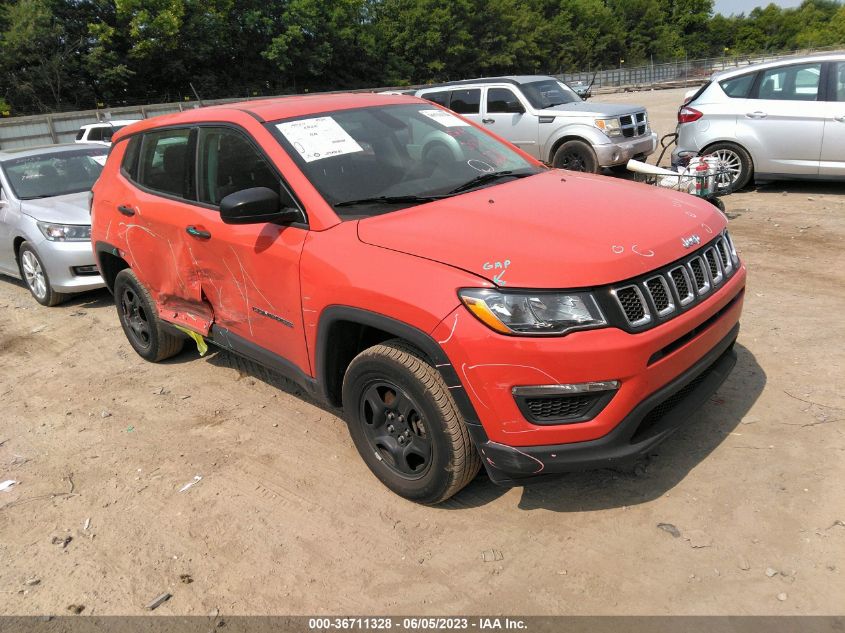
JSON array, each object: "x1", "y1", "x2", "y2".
[
  {"x1": 445, "y1": 88, "x2": 482, "y2": 125},
  {"x1": 482, "y1": 87, "x2": 539, "y2": 157},
  {"x1": 819, "y1": 61, "x2": 845, "y2": 177},
  {"x1": 736, "y1": 62, "x2": 825, "y2": 176},
  {"x1": 187, "y1": 125, "x2": 310, "y2": 372},
  {"x1": 116, "y1": 127, "x2": 210, "y2": 330}
]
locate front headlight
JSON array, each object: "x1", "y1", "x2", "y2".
[
  {"x1": 37, "y1": 221, "x2": 91, "y2": 242},
  {"x1": 459, "y1": 288, "x2": 606, "y2": 336},
  {"x1": 595, "y1": 118, "x2": 622, "y2": 137}
]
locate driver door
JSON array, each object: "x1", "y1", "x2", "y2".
[
  {"x1": 481, "y1": 87, "x2": 539, "y2": 158},
  {"x1": 186, "y1": 125, "x2": 310, "y2": 373}
]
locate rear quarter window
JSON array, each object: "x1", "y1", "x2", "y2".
[{"x1": 719, "y1": 73, "x2": 756, "y2": 98}]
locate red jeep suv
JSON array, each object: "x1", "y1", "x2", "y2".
[{"x1": 90, "y1": 94, "x2": 746, "y2": 504}]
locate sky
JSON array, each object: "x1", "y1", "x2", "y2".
[{"x1": 713, "y1": 0, "x2": 804, "y2": 15}]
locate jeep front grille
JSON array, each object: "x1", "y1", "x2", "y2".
[{"x1": 610, "y1": 232, "x2": 739, "y2": 328}]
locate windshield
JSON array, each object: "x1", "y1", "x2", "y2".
[
  {"x1": 521, "y1": 80, "x2": 581, "y2": 108},
  {"x1": 270, "y1": 104, "x2": 543, "y2": 218},
  {"x1": 1, "y1": 148, "x2": 107, "y2": 200}
]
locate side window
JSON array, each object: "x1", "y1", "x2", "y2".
[
  {"x1": 121, "y1": 136, "x2": 141, "y2": 179},
  {"x1": 833, "y1": 62, "x2": 845, "y2": 102},
  {"x1": 719, "y1": 73, "x2": 755, "y2": 99},
  {"x1": 422, "y1": 91, "x2": 449, "y2": 106},
  {"x1": 449, "y1": 89, "x2": 481, "y2": 114},
  {"x1": 197, "y1": 127, "x2": 294, "y2": 208},
  {"x1": 87, "y1": 127, "x2": 104, "y2": 142},
  {"x1": 756, "y1": 63, "x2": 821, "y2": 101},
  {"x1": 487, "y1": 88, "x2": 524, "y2": 113},
  {"x1": 75, "y1": 129, "x2": 85, "y2": 141},
  {"x1": 137, "y1": 128, "x2": 192, "y2": 198}
]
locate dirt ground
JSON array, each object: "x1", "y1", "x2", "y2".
[{"x1": 1, "y1": 87, "x2": 843, "y2": 616}]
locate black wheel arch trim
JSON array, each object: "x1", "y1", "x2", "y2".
[{"x1": 316, "y1": 306, "x2": 488, "y2": 438}]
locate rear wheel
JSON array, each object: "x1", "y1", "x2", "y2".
[
  {"x1": 342, "y1": 340, "x2": 480, "y2": 504},
  {"x1": 552, "y1": 139, "x2": 598, "y2": 173},
  {"x1": 113, "y1": 269, "x2": 184, "y2": 362},
  {"x1": 704, "y1": 142, "x2": 753, "y2": 193},
  {"x1": 18, "y1": 242, "x2": 68, "y2": 307}
]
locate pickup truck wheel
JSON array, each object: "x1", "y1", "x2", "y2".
[
  {"x1": 18, "y1": 243, "x2": 68, "y2": 307},
  {"x1": 703, "y1": 142, "x2": 753, "y2": 192},
  {"x1": 552, "y1": 140, "x2": 598, "y2": 173},
  {"x1": 113, "y1": 269, "x2": 184, "y2": 362},
  {"x1": 342, "y1": 340, "x2": 480, "y2": 504}
]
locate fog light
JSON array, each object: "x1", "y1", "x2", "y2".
[{"x1": 72, "y1": 265, "x2": 99, "y2": 276}]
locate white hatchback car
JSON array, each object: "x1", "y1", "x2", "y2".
[
  {"x1": 673, "y1": 53, "x2": 845, "y2": 191},
  {"x1": 75, "y1": 120, "x2": 141, "y2": 145}
]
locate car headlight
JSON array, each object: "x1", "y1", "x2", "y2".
[
  {"x1": 724, "y1": 230, "x2": 740, "y2": 266},
  {"x1": 595, "y1": 118, "x2": 622, "y2": 137},
  {"x1": 459, "y1": 288, "x2": 606, "y2": 336},
  {"x1": 37, "y1": 221, "x2": 91, "y2": 242}
]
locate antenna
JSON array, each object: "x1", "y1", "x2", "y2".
[{"x1": 189, "y1": 83, "x2": 204, "y2": 107}]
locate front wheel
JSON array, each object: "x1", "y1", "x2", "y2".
[
  {"x1": 18, "y1": 242, "x2": 68, "y2": 306},
  {"x1": 342, "y1": 340, "x2": 480, "y2": 504},
  {"x1": 113, "y1": 269, "x2": 184, "y2": 362},
  {"x1": 552, "y1": 139, "x2": 598, "y2": 173}
]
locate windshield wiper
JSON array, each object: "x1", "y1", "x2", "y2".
[
  {"x1": 447, "y1": 170, "x2": 535, "y2": 195},
  {"x1": 333, "y1": 194, "x2": 444, "y2": 208}
]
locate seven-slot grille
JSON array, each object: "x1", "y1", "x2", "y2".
[
  {"x1": 611, "y1": 233, "x2": 738, "y2": 328},
  {"x1": 620, "y1": 112, "x2": 648, "y2": 137}
]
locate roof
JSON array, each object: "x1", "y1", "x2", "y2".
[
  {"x1": 0, "y1": 143, "x2": 106, "y2": 160},
  {"x1": 416, "y1": 75, "x2": 555, "y2": 91},
  {"x1": 111, "y1": 92, "x2": 424, "y2": 143},
  {"x1": 712, "y1": 51, "x2": 845, "y2": 80},
  {"x1": 80, "y1": 119, "x2": 142, "y2": 129}
]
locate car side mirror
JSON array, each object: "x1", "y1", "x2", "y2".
[{"x1": 219, "y1": 187, "x2": 299, "y2": 225}]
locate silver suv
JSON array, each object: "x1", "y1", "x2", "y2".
[
  {"x1": 673, "y1": 53, "x2": 845, "y2": 191},
  {"x1": 416, "y1": 76, "x2": 657, "y2": 172}
]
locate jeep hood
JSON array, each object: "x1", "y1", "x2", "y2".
[
  {"x1": 356, "y1": 170, "x2": 727, "y2": 288},
  {"x1": 21, "y1": 191, "x2": 91, "y2": 225},
  {"x1": 544, "y1": 102, "x2": 645, "y2": 118}
]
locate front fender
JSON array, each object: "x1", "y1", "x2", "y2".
[{"x1": 541, "y1": 123, "x2": 610, "y2": 163}]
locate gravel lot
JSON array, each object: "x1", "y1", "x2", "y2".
[{"x1": 1, "y1": 87, "x2": 843, "y2": 616}]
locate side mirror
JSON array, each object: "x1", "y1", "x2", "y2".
[{"x1": 219, "y1": 187, "x2": 299, "y2": 225}]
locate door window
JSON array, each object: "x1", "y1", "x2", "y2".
[
  {"x1": 137, "y1": 128, "x2": 193, "y2": 198},
  {"x1": 487, "y1": 88, "x2": 524, "y2": 113},
  {"x1": 421, "y1": 91, "x2": 449, "y2": 106},
  {"x1": 756, "y1": 63, "x2": 822, "y2": 101},
  {"x1": 449, "y1": 89, "x2": 481, "y2": 114},
  {"x1": 197, "y1": 127, "x2": 291, "y2": 208},
  {"x1": 87, "y1": 127, "x2": 104, "y2": 142}
]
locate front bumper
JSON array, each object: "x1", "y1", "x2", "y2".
[
  {"x1": 33, "y1": 236, "x2": 105, "y2": 293},
  {"x1": 595, "y1": 131, "x2": 658, "y2": 167},
  {"x1": 475, "y1": 325, "x2": 738, "y2": 484}
]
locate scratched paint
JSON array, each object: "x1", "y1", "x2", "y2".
[{"x1": 438, "y1": 313, "x2": 459, "y2": 344}]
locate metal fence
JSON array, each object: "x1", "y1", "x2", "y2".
[
  {"x1": 2, "y1": 46, "x2": 843, "y2": 150},
  {"x1": 557, "y1": 45, "x2": 845, "y2": 92}
]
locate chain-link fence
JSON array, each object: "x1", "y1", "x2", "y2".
[{"x1": 557, "y1": 45, "x2": 844, "y2": 92}]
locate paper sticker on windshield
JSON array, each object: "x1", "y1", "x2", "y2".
[
  {"x1": 276, "y1": 117, "x2": 363, "y2": 163},
  {"x1": 419, "y1": 109, "x2": 470, "y2": 127},
  {"x1": 91, "y1": 155, "x2": 107, "y2": 166}
]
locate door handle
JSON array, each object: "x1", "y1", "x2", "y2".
[
  {"x1": 835, "y1": 115, "x2": 845, "y2": 123},
  {"x1": 117, "y1": 205, "x2": 135, "y2": 217},
  {"x1": 186, "y1": 226, "x2": 211, "y2": 239},
  {"x1": 745, "y1": 111, "x2": 768, "y2": 119},
  {"x1": 481, "y1": 118, "x2": 495, "y2": 124}
]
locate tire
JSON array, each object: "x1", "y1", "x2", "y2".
[
  {"x1": 18, "y1": 242, "x2": 68, "y2": 307},
  {"x1": 113, "y1": 268, "x2": 184, "y2": 362},
  {"x1": 341, "y1": 340, "x2": 481, "y2": 504},
  {"x1": 703, "y1": 142, "x2": 753, "y2": 193},
  {"x1": 551, "y1": 139, "x2": 598, "y2": 173}
]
